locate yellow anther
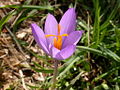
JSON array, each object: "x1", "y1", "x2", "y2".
[
  {"x1": 61, "y1": 34, "x2": 68, "y2": 36},
  {"x1": 45, "y1": 35, "x2": 56, "y2": 38}
]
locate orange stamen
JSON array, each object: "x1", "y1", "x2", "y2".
[
  {"x1": 57, "y1": 36, "x2": 62, "y2": 50},
  {"x1": 58, "y1": 24, "x2": 61, "y2": 35},
  {"x1": 45, "y1": 24, "x2": 68, "y2": 50},
  {"x1": 54, "y1": 37, "x2": 57, "y2": 48}
]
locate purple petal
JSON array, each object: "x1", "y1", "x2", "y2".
[
  {"x1": 62, "y1": 31, "x2": 83, "y2": 48},
  {"x1": 55, "y1": 45, "x2": 76, "y2": 60},
  {"x1": 48, "y1": 43, "x2": 52, "y2": 55},
  {"x1": 59, "y1": 8, "x2": 76, "y2": 34},
  {"x1": 45, "y1": 14, "x2": 58, "y2": 44},
  {"x1": 31, "y1": 23, "x2": 49, "y2": 54},
  {"x1": 51, "y1": 46, "x2": 60, "y2": 58}
]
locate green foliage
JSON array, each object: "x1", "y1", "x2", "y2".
[
  {"x1": 0, "y1": 10, "x2": 15, "y2": 32},
  {"x1": 31, "y1": 61, "x2": 53, "y2": 73}
]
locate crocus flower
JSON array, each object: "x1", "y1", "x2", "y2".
[{"x1": 31, "y1": 8, "x2": 83, "y2": 60}]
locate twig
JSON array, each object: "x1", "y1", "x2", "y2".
[
  {"x1": 10, "y1": 10, "x2": 25, "y2": 28},
  {"x1": 87, "y1": 11, "x2": 91, "y2": 60},
  {"x1": 5, "y1": 25, "x2": 26, "y2": 56},
  {"x1": 28, "y1": 37, "x2": 34, "y2": 48},
  {"x1": 19, "y1": 70, "x2": 28, "y2": 90}
]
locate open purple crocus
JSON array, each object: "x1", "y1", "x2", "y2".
[{"x1": 31, "y1": 8, "x2": 83, "y2": 60}]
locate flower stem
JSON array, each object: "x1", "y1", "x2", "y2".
[{"x1": 51, "y1": 59, "x2": 59, "y2": 90}]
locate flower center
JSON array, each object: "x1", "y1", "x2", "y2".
[{"x1": 45, "y1": 24, "x2": 68, "y2": 50}]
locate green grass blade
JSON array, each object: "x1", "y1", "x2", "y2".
[
  {"x1": 0, "y1": 10, "x2": 15, "y2": 32},
  {"x1": 93, "y1": 0, "x2": 101, "y2": 47},
  {"x1": 92, "y1": 66, "x2": 120, "y2": 82},
  {"x1": 114, "y1": 28, "x2": 120, "y2": 50},
  {"x1": 31, "y1": 67, "x2": 53, "y2": 73},
  {"x1": 0, "y1": 5, "x2": 53, "y2": 10},
  {"x1": 58, "y1": 57, "x2": 81, "y2": 78},
  {"x1": 100, "y1": 2, "x2": 120, "y2": 30},
  {"x1": 14, "y1": 9, "x2": 37, "y2": 27},
  {"x1": 77, "y1": 46, "x2": 120, "y2": 62}
]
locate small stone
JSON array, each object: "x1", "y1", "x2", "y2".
[{"x1": 16, "y1": 32, "x2": 27, "y2": 39}]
